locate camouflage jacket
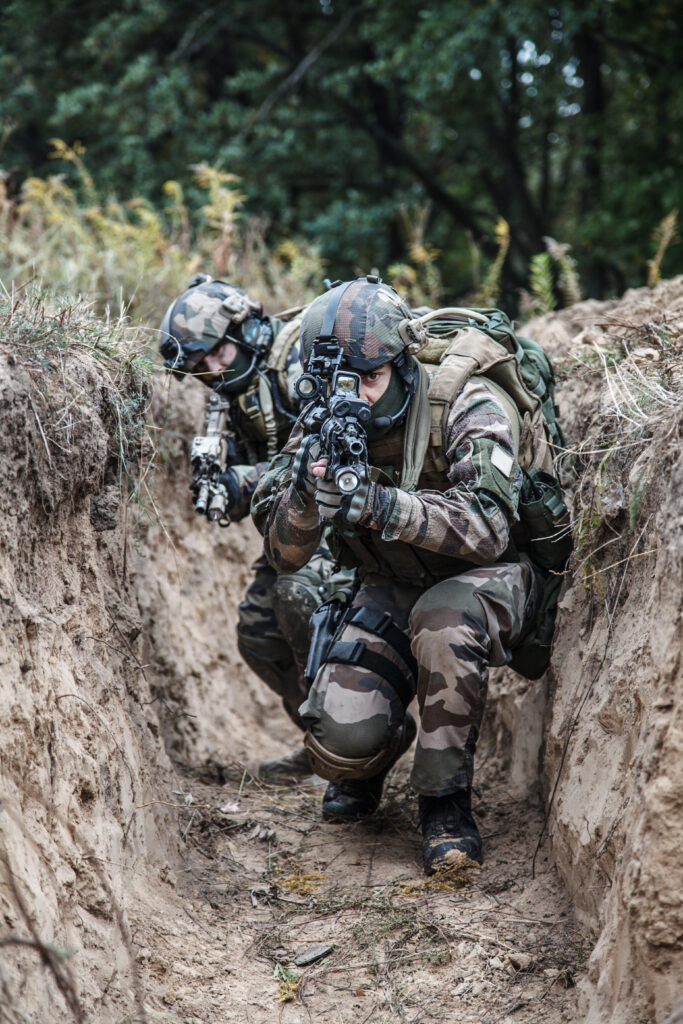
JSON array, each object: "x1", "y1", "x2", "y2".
[
  {"x1": 252, "y1": 378, "x2": 523, "y2": 586},
  {"x1": 216, "y1": 314, "x2": 305, "y2": 523}
]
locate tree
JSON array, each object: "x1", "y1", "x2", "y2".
[{"x1": 2, "y1": 0, "x2": 682, "y2": 303}]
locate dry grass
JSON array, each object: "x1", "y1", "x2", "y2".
[
  {"x1": 556, "y1": 313, "x2": 683, "y2": 595},
  {"x1": 0, "y1": 145, "x2": 326, "y2": 328}
]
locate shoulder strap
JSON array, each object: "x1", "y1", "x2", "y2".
[{"x1": 423, "y1": 327, "x2": 526, "y2": 469}]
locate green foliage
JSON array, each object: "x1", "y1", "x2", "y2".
[
  {"x1": 468, "y1": 218, "x2": 510, "y2": 307},
  {"x1": 528, "y1": 252, "x2": 556, "y2": 315},
  {"x1": 544, "y1": 237, "x2": 582, "y2": 306},
  {"x1": 2, "y1": 1, "x2": 683, "y2": 302},
  {"x1": 388, "y1": 202, "x2": 443, "y2": 307}
]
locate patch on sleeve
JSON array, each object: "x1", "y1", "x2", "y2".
[{"x1": 490, "y1": 444, "x2": 514, "y2": 478}]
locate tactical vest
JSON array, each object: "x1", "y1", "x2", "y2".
[{"x1": 234, "y1": 313, "x2": 304, "y2": 460}]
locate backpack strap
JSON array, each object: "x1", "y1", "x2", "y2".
[
  {"x1": 423, "y1": 327, "x2": 529, "y2": 473},
  {"x1": 264, "y1": 313, "x2": 305, "y2": 410},
  {"x1": 265, "y1": 315, "x2": 303, "y2": 375}
]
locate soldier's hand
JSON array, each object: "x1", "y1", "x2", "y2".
[
  {"x1": 314, "y1": 467, "x2": 370, "y2": 525},
  {"x1": 291, "y1": 436, "x2": 321, "y2": 497},
  {"x1": 218, "y1": 467, "x2": 241, "y2": 510}
]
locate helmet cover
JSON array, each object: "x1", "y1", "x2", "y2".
[{"x1": 301, "y1": 278, "x2": 414, "y2": 372}]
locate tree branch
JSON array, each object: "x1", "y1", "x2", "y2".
[{"x1": 245, "y1": 5, "x2": 367, "y2": 134}]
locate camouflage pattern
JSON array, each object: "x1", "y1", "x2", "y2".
[
  {"x1": 252, "y1": 420, "x2": 324, "y2": 573},
  {"x1": 159, "y1": 279, "x2": 354, "y2": 723},
  {"x1": 253, "y1": 378, "x2": 521, "y2": 580},
  {"x1": 238, "y1": 549, "x2": 353, "y2": 726},
  {"x1": 227, "y1": 462, "x2": 268, "y2": 522},
  {"x1": 300, "y1": 560, "x2": 540, "y2": 794},
  {"x1": 300, "y1": 279, "x2": 413, "y2": 371},
  {"x1": 225, "y1": 316, "x2": 352, "y2": 719},
  {"x1": 237, "y1": 557, "x2": 304, "y2": 724},
  {"x1": 357, "y1": 378, "x2": 522, "y2": 560}
]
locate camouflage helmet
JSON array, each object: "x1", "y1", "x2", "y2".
[
  {"x1": 300, "y1": 276, "x2": 425, "y2": 372},
  {"x1": 159, "y1": 274, "x2": 265, "y2": 378}
]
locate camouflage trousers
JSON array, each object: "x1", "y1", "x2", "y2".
[
  {"x1": 299, "y1": 559, "x2": 542, "y2": 795},
  {"x1": 237, "y1": 545, "x2": 352, "y2": 727}
]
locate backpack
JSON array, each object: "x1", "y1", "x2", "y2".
[{"x1": 415, "y1": 306, "x2": 571, "y2": 679}]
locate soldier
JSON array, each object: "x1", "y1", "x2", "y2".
[
  {"x1": 159, "y1": 275, "x2": 350, "y2": 779},
  {"x1": 252, "y1": 276, "x2": 569, "y2": 872}
]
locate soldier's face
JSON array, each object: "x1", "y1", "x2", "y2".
[
  {"x1": 359, "y1": 362, "x2": 392, "y2": 406},
  {"x1": 192, "y1": 341, "x2": 238, "y2": 380}
]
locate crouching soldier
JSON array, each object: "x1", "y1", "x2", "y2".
[
  {"x1": 252, "y1": 276, "x2": 570, "y2": 871},
  {"x1": 159, "y1": 275, "x2": 351, "y2": 779}
]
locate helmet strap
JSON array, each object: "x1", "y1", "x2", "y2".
[{"x1": 319, "y1": 280, "x2": 355, "y2": 341}]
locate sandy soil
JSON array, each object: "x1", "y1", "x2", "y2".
[{"x1": 126, "y1": 753, "x2": 585, "y2": 1024}]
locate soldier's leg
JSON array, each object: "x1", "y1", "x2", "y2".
[
  {"x1": 408, "y1": 560, "x2": 540, "y2": 869},
  {"x1": 300, "y1": 574, "x2": 422, "y2": 819},
  {"x1": 237, "y1": 554, "x2": 306, "y2": 726},
  {"x1": 242, "y1": 547, "x2": 354, "y2": 781},
  {"x1": 271, "y1": 545, "x2": 354, "y2": 679}
]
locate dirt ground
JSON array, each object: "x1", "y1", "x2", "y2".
[{"x1": 127, "y1": 751, "x2": 586, "y2": 1024}]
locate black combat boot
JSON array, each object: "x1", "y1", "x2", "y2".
[
  {"x1": 258, "y1": 746, "x2": 313, "y2": 781},
  {"x1": 419, "y1": 788, "x2": 483, "y2": 873},
  {"x1": 322, "y1": 713, "x2": 417, "y2": 822}
]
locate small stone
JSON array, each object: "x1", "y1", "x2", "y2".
[
  {"x1": 508, "y1": 952, "x2": 534, "y2": 972},
  {"x1": 294, "y1": 943, "x2": 333, "y2": 966}
]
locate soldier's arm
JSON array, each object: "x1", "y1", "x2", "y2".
[
  {"x1": 223, "y1": 462, "x2": 269, "y2": 522},
  {"x1": 354, "y1": 379, "x2": 521, "y2": 565},
  {"x1": 251, "y1": 421, "x2": 323, "y2": 572}
]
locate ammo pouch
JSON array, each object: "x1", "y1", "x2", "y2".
[
  {"x1": 512, "y1": 468, "x2": 572, "y2": 572},
  {"x1": 508, "y1": 468, "x2": 572, "y2": 679},
  {"x1": 508, "y1": 569, "x2": 564, "y2": 680}
]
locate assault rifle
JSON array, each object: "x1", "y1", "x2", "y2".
[
  {"x1": 295, "y1": 339, "x2": 371, "y2": 495},
  {"x1": 190, "y1": 393, "x2": 233, "y2": 526}
]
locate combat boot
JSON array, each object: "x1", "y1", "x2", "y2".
[
  {"x1": 419, "y1": 788, "x2": 483, "y2": 873},
  {"x1": 322, "y1": 712, "x2": 417, "y2": 822},
  {"x1": 258, "y1": 746, "x2": 313, "y2": 781}
]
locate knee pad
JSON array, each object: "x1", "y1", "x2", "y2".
[
  {"x1": 303, "y1": 725, "x2": 406, "y2": 782},
  {"x1": 271, "y1": 574, "x2": 322, "y2": 660}
]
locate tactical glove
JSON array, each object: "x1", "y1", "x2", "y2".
[
  {"x1": 291, "y1": 436, "x2": 320, "y2": 498},
  {"x1": 315, "y1": 473, "x2": 371, "y2": 525},
  {"x1": 218, "y1": 467, "x2": 241, "y2": 510}
]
